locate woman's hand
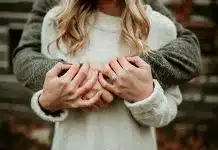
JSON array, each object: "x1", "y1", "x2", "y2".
[
  {"x1": 81, "y1": 67, "x2": 114, "y2": 110},
  {"x1": 39, "y1": 62, "x2": 102, "y2": 112},
  {"x1": 99, "y1": 56, "x2": 154, "y2": 102},
  {"x1": 83, "y1": 82, "x2": 114, "y2": 110}
]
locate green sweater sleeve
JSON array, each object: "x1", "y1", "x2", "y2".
[
  {"x1": 13, "y1": 0, "x2": 59, "y2": 92},
  {"x1": 13, "y1": 0, "x2": 201, "y2": 92},
  {"x1": 141, "y1": 0, "x2": 201, "y2": 88}
]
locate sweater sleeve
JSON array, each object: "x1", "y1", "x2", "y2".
[
  {"x1": 12, "y1": 0, "x2": 60, "y2": 92},
  {"x1": 31, "y1": 90, "x2": 69, "y2": 122},
  {"x1": 140, "y1": 0, "x2": 201, "y2": 89},
  {"x1": 124, "y1": 80, "x2": 182, "y2": 128},
  {"x1": 30, "y1": 8, "x2": 69, "y2": 122},
  {"x1": 13, "y1": 0, "x2": 201, "y2": 92}
]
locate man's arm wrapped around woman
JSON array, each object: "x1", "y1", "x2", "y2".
[{"x1": 13, "y1": 0, "x2": 201, "y2": 92}]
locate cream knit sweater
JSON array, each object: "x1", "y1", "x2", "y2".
[{"x1": 31, "y1": 5, "x2": 182, "y2": 150}]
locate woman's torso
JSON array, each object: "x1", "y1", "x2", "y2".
[{"x1": 41, "y1": 5, "x2": 177, "y2": 150}]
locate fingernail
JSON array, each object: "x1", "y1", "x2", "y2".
[
  {"x1": 94, "y1": 70, "x2": 99, "y2": 75},
  {"x1": 76, "y1": 64, "x2": 80, "y2": 68}
]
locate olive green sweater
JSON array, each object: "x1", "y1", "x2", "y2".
[{"x1": 13, "y1": 0, "x2": 201, "y2": 92}]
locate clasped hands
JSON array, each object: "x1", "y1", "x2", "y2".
[{"x1": 39, "y1": 56, "x2": 154, "y2": 112}]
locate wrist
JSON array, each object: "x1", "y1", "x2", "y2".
[
  {"x1": 38, "y1": 93, "x2": 54, "y2": 112},
  {"x1": 134, "y1": 81, "x2": 154, "y2": 102},
  {"x1": 38, "y1": 93, "x2": 63, "y2": 115}
]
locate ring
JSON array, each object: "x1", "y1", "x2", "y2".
[
  {"x1": 67, "y1": 79, "x2": 72, "y2": 84},
  {"x1": 111, "y1": 75, "x2": 117, "y2": 82}
]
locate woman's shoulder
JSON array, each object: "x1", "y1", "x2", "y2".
[
  {"x1": 144, "y1": 5, "x2": 177, "y2": 50},
  {"x1": 42, "y1": 6, "x2": 62, "y2": 30},
  {"x1": 144, "y1": 5, "x2": 174, "y2": 25},
  {"x1": 145, "y1": 4, "x2": 177, "y2": 34},
  {"x1": 44, "y1": 6, "x2": 62, "y2": 21}
]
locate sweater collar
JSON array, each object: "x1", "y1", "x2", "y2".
[{"x1": 88, "y1": 11, "x2": 122, "y2": 33}]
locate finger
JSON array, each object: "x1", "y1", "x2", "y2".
[
  {"x1": 72, "y1": 63, "x2": 90, "y2": 87},
  {"x1": 81, "y1": 106, "x2": 93, "y2": 111},
  {"x1": 95, "y1": 99, "x2": 105, "y2": 108},
  {"x1": 102, "y1": 64, "x2": 117, "y2": 79},
  {"x1": 126, "y1": 56, "x2": 147, "y2": 69},
  {"x1": 99, "y1": 100, "x2": 110, "y2": 109},
  {"x1": 76, "y1": 71, "x2": 98, "y2": 96},
  {"x1": 99, "y1": 73, "x2": 116, "y2": 93},
  {"x1": 92, "y1": 104, "x2": 100, "y2": 110},
  {"x1": 117, "y1": 56, "x2": 135, "y2": 71},
  {"x1": 86, "y1": 107, "x2": 93, "y2": 111},
  {"x1": 101, "y1": 89, "x2": 114, "y2": 104},
  {"x1": 109, "y1": 59, "x2": 124, "y2": 75},
  {"x1": 82, "y1": 91, "x2": 101, "y2": 110},
  {"x1": 78, "y1": 91, "x2": 102, "y2": 107},
  {"x1": 47, "y1": 62, "x2": 72, "y2": 77},
  {"x1": 61, "y1": 64, "x2": 80, "y2": 81},
  {"x1": 86, "y1": 103, "x2": 99, "y2": 111}
]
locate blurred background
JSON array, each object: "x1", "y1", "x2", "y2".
[{"x1": 0, "y1": 0, "x2": 217, "y2": 149}]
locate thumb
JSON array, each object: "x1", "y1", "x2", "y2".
[{"x1": 126, "y1": 56, "x2": 147, "y2": 69}]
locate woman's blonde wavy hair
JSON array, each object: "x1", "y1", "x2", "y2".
[{"x1": 56, "y1": 0, "x2": 150, "y2": 55}]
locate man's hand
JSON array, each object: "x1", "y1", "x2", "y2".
[{"x1": 39, "y1": 63, "x2": 101, "y2": 112}]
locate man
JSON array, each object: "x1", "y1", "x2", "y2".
[{"x1": 13, "y1": 0, "x2": 201, "y2": 92}]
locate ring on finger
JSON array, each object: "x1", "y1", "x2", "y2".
[
  {"x1": 68, "y1": 79, "x2": 72, "y2": 84},
  {"x1": 117, "y1": 71, "x2": 125, "y2": 77},
  {"x1": 111, "y1": 75, "x2": 117, "y2": 82}
]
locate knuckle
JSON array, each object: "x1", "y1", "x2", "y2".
[
  {"x1": 101, "y1": 82, "x2": 107, "y2": 88},
  {"x1": 109, "y1": 59, "x2": 116, "y2": 65},
  {"x1": 82, "y1": 86, "x2": 90, "y2": 93},
  {"x1": 73, "y1": 64, "x2": 80, "y2": 69},
  {"x1": 116, "y1": 81, "x2": 124, "y2": 88},
  {"x1": 58, "y1": 81, "x2": 69, "y2": 90},
  {"x1": 119, "y1": 73, "x2": 127, "y2": 81},
  {"x1": 80, "y1": 71, "x2": 88, "y2": 78},
  {"x1": 46, "y1": 71, "x2": 52, "y2": 77},
  {"x1": 84, "y1": 85, "x2": 92, "y2": 92},
  {"x1": 59, "y1": 79, "x2": 68, "y2": 86},
  {"x1": 125, "y1": 67, "x2": 133, "y2": 73},
  {"x1": 109, "y1": 60, "x2": 114, "y2": 64},
  {"x1": 56, "y1": 62, "x2": 62, "y2": 67},
  {"x1": 118, "y1": 56, "x2": 123, "y2": 61},
  {"x1": 145, "y1": 64, "x2": 151, "y2": 70},
  {"x1": 104, "y1": 69, "x2": 110, "y2": 75},
  {"x1": 83, "y1": 101, "x2": 92, "y2": 107},
  {"x1": 115, "y1": 88, "x2": 122, "y2": 95},
  {"x1": 69, "y1": 94, "x2": 77, "y2": 100},
  {"x1": 85, "y1": 102, "x2": 93, "y2": 107},
  {"x1": 136, "y1": 56, "x2": 141, "y2": 60},
  {"x1": 69, "y1": 87, "x2": 76, "y2": 95},
  {"x1": 55, "y1": 62, "x2": 62, "y2": 69},
  {"x1": 118, "y1": 73, "x2": 124, "y2": 78},
  {"x1": 70, "y1": 102, "x2": 79, "y2": 108},
  {"x1": 107, "y1": 96, "x2": 114, "y2": 103}
]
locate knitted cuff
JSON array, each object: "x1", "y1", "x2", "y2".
[
  {"x1": 31, "y1": 90, "x2": 69, "y2": 122},
  {"x1": 124, "y1": 80, "x2": 165, "y2": 115}
]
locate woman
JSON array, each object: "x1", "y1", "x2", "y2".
[{"x1": 31, "y1": 0, "x2": 182, "y2": 149}]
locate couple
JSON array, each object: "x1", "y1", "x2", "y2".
[{"x1": 13, "y1": 0, "x2": 201, "y2": 150}]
